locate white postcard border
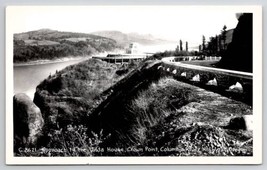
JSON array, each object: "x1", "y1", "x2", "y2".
[{"x1": 5, "y1": 5, "x2": 262, "y2": 165}]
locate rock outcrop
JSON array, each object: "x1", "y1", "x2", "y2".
[
  {"x1": 218, "y1": 13, "x2": 253, "y2": 72},
  {"x1": 13, "y1": 93, "x2": 44, "y2": 148},
  {"x1": 33, "y1": 59, "x2": 122, "y2": 128}
]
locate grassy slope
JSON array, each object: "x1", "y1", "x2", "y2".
[{"x1": 91, "y1": 76, "x2": 252, "y2": 156}]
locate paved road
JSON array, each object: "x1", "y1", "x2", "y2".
[{"x1": 163, "y1": 61, "x2": 253, "y2": 80}]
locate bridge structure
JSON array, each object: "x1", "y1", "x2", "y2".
[
  {"x1": 158, "y1": 61, "x2": 253, "y2": 106},
  {"x1": 92, "y1": 54, "x2": 148, "y2": 64}
]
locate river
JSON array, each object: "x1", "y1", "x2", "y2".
[{"x1": 14, "y1": 58, "x2": 87, "y2": 100}]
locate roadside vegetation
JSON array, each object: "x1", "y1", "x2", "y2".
[{"x1": 151, "y1": 50, "x2": 197, "y2": 60}]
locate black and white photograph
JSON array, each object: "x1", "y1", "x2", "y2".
[{"x1": 6, "y1": 6, "x2": 262, "y2": 164}]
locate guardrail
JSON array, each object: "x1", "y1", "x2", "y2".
[
  {"x1": 158, "y1": 61, "x2": 253, "y2": 106},
  {"x1": 161, "y1": 56, "x2": 222, "y2": 62},
  {"x1": 204, "y1": 56, "x2": 222, "y2": 61}
]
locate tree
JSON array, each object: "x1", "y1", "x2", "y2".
[
  {"x1": 185, "y1": 41, "x2": 188, "y2": 52},
  {"x1": 175, "y1": 45, "x2": 179, "y2": 53},
  {"x1": 215, "y1": 35, "x2": 220, "y2": 54},
  {"x1": 202, "y1": 35, "x2": 206, "y2": 55},
  {"x1": 207, "y1": 36, "x2": 218, "y2": 56},
  {"x1": 221, "y1": 25, "x2": 227, "y2": 50},
  {"x1": 179, "y1": 40, "x2": 183, "y2": 51}
]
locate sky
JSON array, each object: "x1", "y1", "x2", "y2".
[{"x1": 7, "y1": 6, "x2": 245, "y2": 47}]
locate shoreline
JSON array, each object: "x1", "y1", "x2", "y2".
[{"x1": 14, "y1": 56, "x2": 91, "y2": 67}]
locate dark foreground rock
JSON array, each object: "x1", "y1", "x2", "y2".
[
  {"x1": 227, "y1": 115, "x2": 253, "y2": 131},
  {"x1": 218, "y1": 13, "x2": 253, "y2": 72},
  {"x1": 13, "y1": 93, "x2": 44, "y2": 149}
]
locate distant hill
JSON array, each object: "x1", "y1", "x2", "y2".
[
  {"x1": 14, "y1": 29, "x2": 108, "y2": 41},
  {"x1": 91, "y1": 30, "x2": 175, "y2": 47},
  {"x1": 13, "y1": 29, "x2": 119, "y2": 63}
]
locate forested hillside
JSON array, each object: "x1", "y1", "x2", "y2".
[{"x1": 13, "y1": 29, "x2": 120, "y2": 63}]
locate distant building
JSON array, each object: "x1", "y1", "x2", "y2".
[{"x1": 125, "y1": 42, "x2": 140, "y2": 54}]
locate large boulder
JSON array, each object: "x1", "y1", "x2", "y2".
[
  {"x1": 13, "y1": 93, "x2": 44, "y2": 148},
  {"x1": 227, "y1": 115, "x2": 253, "y2": 131}
]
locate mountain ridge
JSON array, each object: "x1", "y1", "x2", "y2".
[
  {"x1": 14, "y1": 29, "x2": 114, "y2": 41},
  {"x1": 91, "y1": 30, "x2": 176, "y2": 47}
]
